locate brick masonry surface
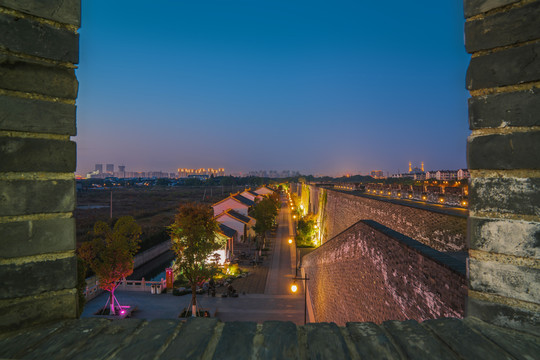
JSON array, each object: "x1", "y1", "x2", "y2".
[
  {"x1": 0, "y1": 317, "x2": 538, "y2": 360},
  {"x1": 323, "y1": 189, "x2": 467, "y2": 252},
  {"x1": 303, "y1": 220, "x2": 466, "y2": 325}
]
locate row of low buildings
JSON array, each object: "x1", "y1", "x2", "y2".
[{"x1": 211, "y1": 186, "x2": 275, "y2": 262}]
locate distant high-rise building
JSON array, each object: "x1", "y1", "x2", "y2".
[
  {"x1": 106, "y1": 164, "x2": 114, "y2": 174},
  {"x1": 118, "y1": 165, "x2": 125, "y2": 173},
  {"x1": 177, "y1": 168, "x2": 225, "y2": 178},
  {"x1": 95, "y1": 164, "x2": 103, "y2": 173},
  {"x1": 371, "y1": 170, "x2": 384, "y2": 179}
]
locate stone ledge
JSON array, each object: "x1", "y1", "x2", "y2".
[{"x1": 0, "y1": 317, "x2": 538, "y2": 359}]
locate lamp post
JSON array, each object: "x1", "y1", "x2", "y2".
[{"x1": 291, "y1": 275, "x2": 309, "y2": 324}]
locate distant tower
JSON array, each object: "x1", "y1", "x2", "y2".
[
  {"x1": 421, "y1": 161, "x2": 424, "y2": 172},
  {"x1": 118, "y1": 165, "x2": 126, "y2": 178},
  {"x1": 95, "y1": 164, "x2": 103, "y2": 173},
  {"x1": 106, "y1": 164, "x2": 114, "y2": 174},
  {"x1": 408, "y1": 161, "x2": 412, "y2": 173}
]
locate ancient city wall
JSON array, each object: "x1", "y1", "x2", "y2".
[
  {"x1": 321, "y1": 188, "x2": 467, "y2": 253},
  {"x1": 303, "y1": 220, "x2": 467, "y2": 325}
]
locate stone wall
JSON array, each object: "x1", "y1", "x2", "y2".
[
  {"x1": 322, "y1": 188, "x2": 467, "y2": 253},
  {"x1": 303, "y1": 220, "x2": 467, "y2": 325},
  {"x1": 0, "y1": 0, "x2": 80, "y2": 330},
  {"x1": 464, "y1": 0, "x2": 540, "y2": 333}
]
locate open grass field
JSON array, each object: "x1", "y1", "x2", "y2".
[{"x1": 75, "y1": 185, "x2": 247, "y2": 250}]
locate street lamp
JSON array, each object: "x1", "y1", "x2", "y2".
[
  {"x1": 288, "y1": 238, "x2": 293, "y2": 244},
  {"x1": 290, "y1": 275, "x2": 310, "y2": 324}
]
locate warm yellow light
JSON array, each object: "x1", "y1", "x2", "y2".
[
  {"x1": 408, "y1": 194, "x2": 412, "y2": 199},
  {"x1": 462, "y1": 201, "x2": 468, "y2": 206},
  {"x1": 314, "y1": 224, "x2": 318, "y2": 229},
  {"x1": 291, "y1": 284, "x2": 298, "y2": 293},
  {"x1": 293, "y1": 215, "x2": 297, "y2": 219},
  {"x1": 288, "y1": 239, "x2": 293, "y2": 244}
]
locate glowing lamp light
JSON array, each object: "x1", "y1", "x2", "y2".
[
  {"x1": 439, "y1": 197, "x2": 445, "y2": 203},
  {"x1": 462, "y1": 201, "x2": 468, "y2": 206},
  {"x1": 408, "y1": 194, "x2": 412, "y2": 199},
  {"x1": 422, "y1": 196, "x2": 427, "y2": 201},
  {"x1": 120, "y1": 310, "x2": 126, "y2": 315},
  {"x1": 288, "y1": 238, "x2": 293, "y2": 244},
  {"x1": 293, "y1": 215, "x2": 297, "y2": 219},
  {"x1": 291, "y1": 284, "x2": 298, "y2": 293},
  {"x1": 314, "y1": 224, "x2": 318, "y2": 229}
]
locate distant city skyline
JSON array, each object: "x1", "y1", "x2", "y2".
[{"x1": 76, "y1": 1, "x2": 469, "y2": 176}]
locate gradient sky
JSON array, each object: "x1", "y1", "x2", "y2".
[{"x1": 76, "y1": 0, "x2": 470, "y2": 177}]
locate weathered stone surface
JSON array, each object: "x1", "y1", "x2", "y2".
[
  {"x1": 68, "y1": 319, "x2": 143, "y2": 360},
  {"x1": 464, "y1": 0, "x2": 520, "y2": 18},
  {"x1": 464, "y1": 316, "x2": 540, "y2": 358},
  {"x1": 469, "y1": 177, "x2": 540, "y2": 217},
  {"x1": 305, "y1": 323, "x2": 351, "y2": 359},
  {"x1": 161, "y1": 318, "x2": 218, "y2": 359},
  {"x1": 0, "y1": 256, "x2": 77, "y2": 299},
  {"x1": 383, "y1": 320, "x2": 458, "y2": 359},
  {"x1": 0, "y1": 290, "x2": 77, "y2": 332},
  {"x1": 0, "y1": 0, "x2": 80, "y2": 26},
  {"x1": 18, "y1": 318, "x2": 109, "y2": 359},
  {"x1": 213, "y1": 321, "x2": 256, "y2": 359},
  {"x1": 465, "y1": 2, "x2": 540, "y2": 52},
  {"x1": 424, "y1": 318, "x2": 513, "y2": 359},
  {"x1": 0, "y1": 137, "x2": 76, "y2": 172},
  {"x1": 0, "y1": 55, "x2": 78, "y2": 98},
  {"x1": 469, "y1": 259, "x2": 539, "y2": 303},
  {"x1": 466, "y1": 42, "x2": 540, "y2": 89},
  {"x1": 0, "y1": 13, "x2": 78, "y2": 63},
  {"x1": 467, "y1": 297, "x2": 540, "y2": 336},
  {"x1": 0, "y1": 218, "x2": 75, "y2": 259},
  {"x1": 468, "y1": 217, "x2": 540, "y2": 258},
  {"x1": 257, "y1": 321, "x2": 300, "y2": 359},
  {"x1": 0, "y1": 320, "x2": 64, "y2": 358},
  {"x1": 114, "y1": 320, "x2": 179, "y2": 360},
  {"x1": 0, "y1": 95, "x2": 76, "y2": 135},
  {"x1": 468, "y1": 87, "x2": 540, "y2": 129},
  {"x1": 346, "y1": 322, "x2": 402, "y2": 359},
  {"x1": 0, "y1": 180, "x2": 75, "y2": 216},
  {"x1": 468, "y1": 132, "x2": 540, "y2": 170}
]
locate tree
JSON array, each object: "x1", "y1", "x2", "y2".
[
  {"x1": 78, "y1": 216, "x2": 141, "y2": 315},
  {"x1": 252, "y1": 194, "x2": 280, "y2": 252},
  {"x1": 168, "y1": 203, "x2": 225, "y2": 316},
  {"x1": 296, "y1": 213, "x2": 317, "y2": 247}
]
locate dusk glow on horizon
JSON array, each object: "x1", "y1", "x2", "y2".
[{"x1": 76, "y1": 0, "x2": 470, "y2": 177}]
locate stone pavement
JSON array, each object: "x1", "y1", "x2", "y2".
[{"x1": 1, "y1": 317, "x2": 538, "y2": 359}]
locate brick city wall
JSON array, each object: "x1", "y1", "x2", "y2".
[
  {"x1": 303, "y1": 220, "x2": 467, "y2": 325},
  {"x1": 463, "y1": 0, "x2": 540, "y2": 333},
  {"x1": 0, "y1": 0, "x2": 80, "y2": 330},
  {"x1": 322, "y1": 188, "x2": 467, "y2": 252}
]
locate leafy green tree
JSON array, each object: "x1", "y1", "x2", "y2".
[
  {"x1": 168, "y1": 203, "x2": 225, "y2": 316},
  {"x1": 78, "y1": 216, "x2": 141, "y2": 315},
  {"x1": 296, "y1": 213, "x2": 317, "y2": 247},
  {"x1": 252, "y1": 194, "x2": 280, "y2": 251}
]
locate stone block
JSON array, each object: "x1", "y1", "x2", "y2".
[
  {"x1": 467, "y1": 132, "x2": 540, "y2": 170},
  {"x1": 214, "y1": 321, "x2": 256, "y2": 359},
  {"x1": 0, "y1": 137, "x2": 75, "y2": 172},
  {"x1": 469, "y1": 258, "x2": 539, "y2": 303},
  {"x1": 0, "y1": 55, "x2": 78, "y2": 98},
  {"x1": 0, "y1": 218, "x2": 75, "y2": 259},
  {"x1": 257, "y1": 321, "x2": 299, "y2": 359},
  {"x1": 424, "y1": 318, "x2": 513, "y2": 360},
  {"x1": 466, "y1": 42, "x2": 540, "y2": 89},
  {"x1": 0, "y1": 94, "x2": 76, "y2": 135},
  {"x1": 305, "y1": 323, "x2": 351, "y2": 359},
  {"x1": 68, "y1": 319, "x2": 144, "y2": 360},
  {"x1": 161, "y1": 318, "x2": 218, "y2": 359},
  {"x1": 0, "y1": 290, "x2": 77, "y2": 332},
  {"x1": 0, "y1": 179, "x2": 75, "y2": 216},
  {"x1": 464, "y1": 316, "x2": 540, "y2": 356},
  {"x1": 382, "y1": 320, "x2": 457, "y2": 359},
  {"x1": 0, "y1": 13, "x2": 78, "y2": 63},
  {"x1": 469, "y1": 177, "x2": 540, "y2": 217},
  {"x1": 0, "y1": 318, "x2": 65, "y2": 357},
  {"x1": 464, "y1": 0, "x2": 520, "y2": 18},
  {"x1": 0, "y1": 0, "x2": 80, "y2": 26},
  {"x1": 467, "y1": 297, "x2": 540, "y2": 336},
  {"x1": 468, "y1": 217, "x2": 540, "y2": 258},
  {"x1": 468, "y1": 87, "x2": 540, "y2": 129},
  {"x1": 465, "y1": 2, "x2": 540, "y2": 52},
  {"x1": 114, "y1": 320, "x2": 179, "y2": 360},
  {"x1": 346, "y1": 322, "x2": 402, "y2": 359},
  {"x1": 0, "y1": 256, "x2": 77, "y2": 299},
  {"x1": 14, "y1": 318, "x2": 109, "y2": 359}
]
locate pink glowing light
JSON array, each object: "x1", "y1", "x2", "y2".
[{"x1": 120, "y1": 310, "x2": 126, "y2": 315}]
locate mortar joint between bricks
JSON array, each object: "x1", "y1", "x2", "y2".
[
  {"x1": 0, "y1": 47, "x2": 77, "y2": 68},
  {"x1": 0, "y1": 88, "x2": 77, "y2": 105},
  {"x1": 0, "y1": 6, "x2": 79, "y2": 32},
  {"x1": 470, "y1": 38, "x2": 540, "y2": 58},
  {"x1": 465, "y1": 0, "x2": 539, "y2": 21}
]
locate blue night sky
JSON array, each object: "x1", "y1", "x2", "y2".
[{"x1": 76, "y1": 0, "x2": 470, "y2": 177}]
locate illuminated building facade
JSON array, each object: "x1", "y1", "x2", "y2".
[{"x1": 177, "y1": 168, "x2": 225, "y2": 178}]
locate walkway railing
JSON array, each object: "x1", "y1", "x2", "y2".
[{"x1": 84, "y1": 277, "x2": 167, "y2": 300}]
